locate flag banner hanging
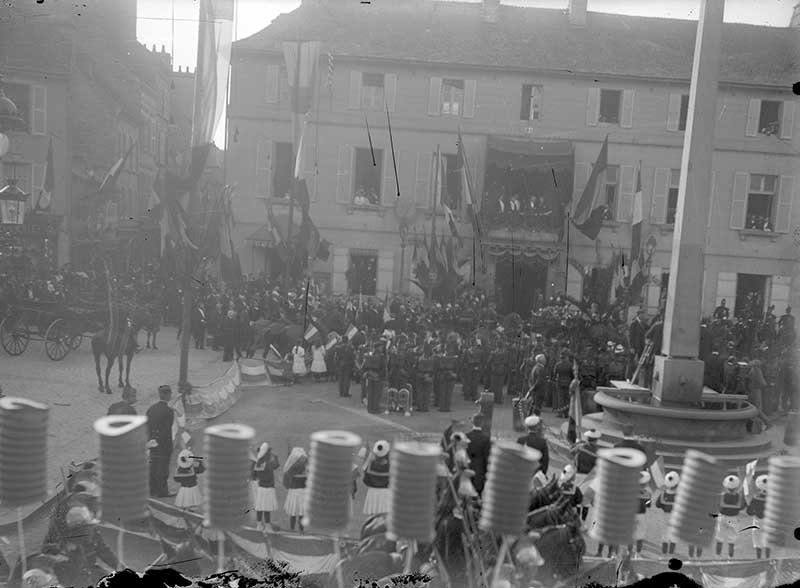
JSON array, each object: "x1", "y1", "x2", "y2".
[
  {"x1": 282, "y1": 41, "x2": 321, "y2": 115},
  {"x1": 191, "y1": 0, "x2": 234, "y2": 148},
  {"x1": 629, "y1": 166, "x2": 647, "y2": 302},
  {"x1": 36, "y1": 137, "x2": 54, "y2": 211},
  {"x1": 572, "y1": 135, "x2": 609, "y2": 240}
]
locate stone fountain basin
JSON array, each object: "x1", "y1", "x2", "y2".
[{"x1": 594, "y1": 388, "x2": 759, "y2": 443}]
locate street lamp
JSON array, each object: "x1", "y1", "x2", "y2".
[{"x1": 0, "y1": 179, "x2": 28, "y2": 224}]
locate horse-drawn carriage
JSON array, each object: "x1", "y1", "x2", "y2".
[{"x1": 0, "y1": 298, "x2": 107, "y2": 361}]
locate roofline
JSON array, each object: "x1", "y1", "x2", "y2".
[{"x1": 231, "y1": 48, "x2": 793, "y2": 92}]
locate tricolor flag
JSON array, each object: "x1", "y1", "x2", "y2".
[
  {"x1": 629, "y1": 165, "x2": 647, "y2": 302},
  {"x1": 345, "y1": 324, "x2": 358, "y2": 340},
  {"x1": 572, "y1": 135, "x2": 609, "y2": 240},
  {"x1": 93, "y1": 142, "x2": 134, "y2": 202},
  {"x1": 457, "y1": 128, "x2": 484, "y2": 271},
  {"x1": 304, "y1": 324, "x2": 319, "y2": 342},
  {"x1": 35, "y1": 137, "x2": 54, "y2": 211},
  {"x1": 648, "y1": 455, "x2": 665, "y2": 491}
]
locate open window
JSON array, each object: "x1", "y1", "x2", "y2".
[
  {"x1": 441, "y1": 79, "x2": 465, "y2": 117},
  {"x1": 599, "y1": 90, "x2": 621, "y2": 124},
  {"x1": 353, "y1": 147, "x2": 382, "y2": 206},
  {"x1": 746, "y1": 174, "x2": 777, "y2": 231}
]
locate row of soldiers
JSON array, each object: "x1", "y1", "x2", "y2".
[{"x1": 324, "y1": 328, "x2": 640, "y2": 415}]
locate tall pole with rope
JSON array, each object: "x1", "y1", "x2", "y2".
[{"x1": 283, "y1": 39, "x2": 302, "y2": 290}]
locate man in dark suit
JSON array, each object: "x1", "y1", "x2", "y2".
[
  {"x1": 516, "y1": 415, "x2": 549, "y2": 476},
  {"x1": 628, "y1": 309, "x2": 647, "y2": 359},
  {"x1": 107, "y1": 387, "x2": 137, "y2": 416},
  {"x1": 466, "y1": 414, "x2": 492, "y2": 495},
  {"x1": 337, "y1": 338, "x2": 355, "y2": 397},
  {"x1": 146, "y1": 385, "x2": 175, "y2": 497}
]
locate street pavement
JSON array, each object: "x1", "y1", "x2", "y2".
[{"x1": 0, "y1": 329, "x2": 794, "y2": 569}]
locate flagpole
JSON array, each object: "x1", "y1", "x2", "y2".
[
  {"x1": 284, "y1": 39, "x2": 302, "y2": 290},
  {"x1": 564, "y1": 209, "x2": 570, "y2": 295}
]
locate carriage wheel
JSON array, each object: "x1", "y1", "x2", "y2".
[
  {"x1": 0, "y1": 316, "x2": 30, "y2": 356},
  {"x1": 45, "y1": 319, "x2": 71, "y2": 361}
]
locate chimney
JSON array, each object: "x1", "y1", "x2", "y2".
[
  {"x1": 482, "y1": 0, "x2": 500, "y2": 24},
  {"x1": 568, "y1": 0, "x2": 587, "y2": 27},
  {"x1": 791, "y1": 1, "x2": 800, "y2": 27}
]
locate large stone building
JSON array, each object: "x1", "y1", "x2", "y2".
[
  {"x1": 0, "y1": 0, "x2": 198, "y2": 271},
  {"x1": 227, "y1": 0, "x2": 800, "y2": 317}
]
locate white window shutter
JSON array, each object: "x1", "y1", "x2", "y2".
[
  {"x1": 463, "y1": 79, "x2": 477, "y2": 119},
  {"x1": 707, "y1": 171, "x2": 717, "y2": 228},
  {"x1": 415, "y1": 152, "x2": 432, "y2": 208},
  {"x1": 384, "y1": 73, "x2": 397, "y2": 113},
  {"x1": 715, "y1": 272, "x2": 737, "y2": 313},
  {"x1": 335, "y1": 145, "x2": 353, "y2": 203},
  {"x1": 745, "y1": 99, "x2": 760, "y2": 137},
  {"x1": 780, "y1": 101, "x2": 795, "y2": 140},
  {"x1": 427, "y1": 77, "x2": 442, "y2": 116},
  {"x1": 666, "y1": 93, "x2": 681, "y2": 132},
  {"x1": 775, "y1": 175, "x2": 794, "y2": 233},
  {"x1": 650, "y1": 167, "x2": 669, "y2": 225},
  {"x1": 348, "y1": 71, "x2": 362, "y2": 110},
  {"x1": 573, "y1": 163, "x2": 590, "y2": 204},
  {"x1": 770, "y1": 276, "x2": 791, "y2": 313},
  {"x1": 266, "y1": 65, "x2": 280, "y2": 104},
  {"x1": 32, "y1": 85, "x2": 47, "y2": 135},
  {"x1": 382, "y1": 149, "x2": 400, "y2": 204},
  {"x1": 729, "y1": 171, "x2": 748, "y2": 230},
  {"x1": 255, "y1": 139, "x2": 272, "y2": 198},
  {"x1": 617, "y1": 164, "x2": 635, "y2": 221},
  {"x1": 620, "y1": 90, "x2": 635, "y2": 129},
  {"x1": 303, "y1": 145, "x2": 318, "y2": 202},
  {"x1": 586, "y1": 87, "x2": 600, "y2": 127}
]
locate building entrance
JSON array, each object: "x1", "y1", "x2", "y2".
[{"x1": 494, "y1": 256, "x2": 548, "y2": 317}]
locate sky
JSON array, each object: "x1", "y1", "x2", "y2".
[{"x1": 136, "y1": 0, "x2": 796, "y2": 146}]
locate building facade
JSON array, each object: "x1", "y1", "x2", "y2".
[{"x1": 227, "y1": 0, "x2": 800, "y2": 317}]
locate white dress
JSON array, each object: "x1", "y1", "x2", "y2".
[
  {"x1": 310, "y1": 346, "x2": 327, "y2": 374},
  {"x1": 292, "y1": 346, "x2": 307, "y2": 376}
]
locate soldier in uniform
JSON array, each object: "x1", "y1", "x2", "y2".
[
  {"x1": 438, "y1": 341, "x2": 459, "y2": 412},
  {"x1": 489, "y1": 340, "x2": 508, "y2": 405},
  {"x1": 336, "y1": 337, "x2": 355, "y2": 398},
  {"x1": 462, "y1": 338, "x2": 482, "y2": 401},
  {"x1": 552, "y1": 350, "x2": 574, "y2": 418},
  {"x1": 416, "y1": 344, "x2": 436, "y2": 413},
  {"x1": 363, "y1": 342, "x2": 386, "y2": 414}
]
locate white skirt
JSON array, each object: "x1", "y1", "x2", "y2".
[
  {"x1": 175, "y1": 485, "x2": 203, "y2": 509},
  {"x1": 311, "y1": 357, "x2": 327, "y2": 374},
  {"x1": 293, "y1": 357, "x2": 307, "y2": 375},
  {"x1": 363, "y1": 487, "x2": 390, "y2": 515},
  {"x1": 249, "y1": 480, "x2": 258, "y2": 504},
  {"x1": 634, "y1": 512, "x2": 648, "y2": 541},
  {"x1": 255, "y1": 487, "x2": 278, "y2": 512},
  {"x1": 657, "y1": 510, "x2": 675, "y2": 543},
  {"x1": 751, "y1": 517, "x2": 766, "y2": 549},
  {"x1": 715, "y1": 515, "x2": 738, "y2": 544},
  {"x1": 284, "y1": 488, "x2": 307, "y2": 516}
]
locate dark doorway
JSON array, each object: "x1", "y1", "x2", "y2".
[
  {"x1": 735, "y1": 273, "x2": 767, "y2": 320},
  {"x1": 494, "y1": 256, "x2": 548, "y2": 317}
]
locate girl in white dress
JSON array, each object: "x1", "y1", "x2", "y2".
[
  {"x1": 291, "y1": 342, "x2": 307, "y2": 382},
  {"x1": 282, "y1": 447, "x2": 308, "y2": 532},
  {"x1": 310, "y1": 342, "x2": 327, "y2": 382}
]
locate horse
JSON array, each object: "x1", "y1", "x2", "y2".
[{"x1": 92, "y1": 313, "x2": 140, "y2": 394}]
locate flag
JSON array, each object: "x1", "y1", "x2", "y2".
[
  {"x1": 345, "y1": 324, "x2": 358, "y2": 340},
  {"x1": 35, "y1": 137, "x2": 54, "y2": 211},
  {"x1": 566, "y1": 362, "x2": 583, "y2": 445},
  {"x1": 90, "y1": 142, "x2": 134, "y2": 202},
  {"x1": 283, "y1": 41, "x2": 321, "y2": 160},
  {"x1": 155, "y1": 168, "x2": 200, "y2": 251},
  {"x1": 628, "y1": 165, "x2": 647, "y2": 302},
  {"x1": 428, "y1": 147, "x2": 442, "y2": 271},
  {"x1": 218, "y1": 185, "x2": 242, "y2": 285},
  {"x1": 457, "y1": 128, "x2": 484, "y2": 270},
  {"x1": 304, "y1": 324, "x2": 319, "y2": 342},
  {"x1": 572, "y1": 135, "x2": 609, "y2": 240},
  {"x1": 743, "y1": 459, "x2": 758, "y2": 501},
  {"x1": 649, "y1": 456, "x2": 665, "y2": 491},
  {"x1": 191, "y1": 0, "x2": 234, "y2": 148},
  {"x1": 442, "y1": 203, "x2": 463, "y2": 248},
  {"x1": 265, "y1": 206, "x2": 284, "y2": 245},
  {"x1": 383, "y1": 290, "x2": 392, "y2": 323}
]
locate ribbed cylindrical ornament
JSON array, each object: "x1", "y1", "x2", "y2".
[
  {"x1": 304, "y1": 430, "x2": 362, "y2": 533},
  {"x1": 763, "y1": 455, "x2": 800, "y2": 548},
  {"x1": 479, "y1": 442, "x2": 541, "y2": 536},
  {"x1": 588, "y1": 448, "x2": 646, "y2": 547},
  {"x1": 94, "y1": 415, "x2": 149, "y2": 523},
  {"x1": 387, "y1": 442, "x2": 441, "y2": 542},
  {"x1": 0, "y1": 397, "x2": 49, "y2": 507},
  {"x1": 203, "y1": 424, "x2": 254, "y2": 530},
  {"x1": 667, "y1": 450, "x2": 726, "y2": 547}
]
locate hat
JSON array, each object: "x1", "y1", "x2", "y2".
[
  {"x1": 560, "y1": 464, "x2": 576, "y2": 483},
  {"x1": 606, "y1": 341, "x2": 614, "y2": 348},
  {"x1": 723, "y1": 475, "x2": 741, "y2": 490},
  {"x1": 583, "y1": 429, "x2": 601, "y2": 440},
  {"x1": 664, "y1": 471, "x2": 680, "y2": 488},
  {"x1": 524, "y1": 415, "x2": 541, "y2": 429},
  {"x1": 177, "y1": 449, "x2": 193, "y2": 468},
  {"x1": 614, "y1": 344, "x2": 625, "y2": 353},
  {"x1": 373, "y1": 440, "x2": 390, "y2": 458},
  {"x1": 755, "y1": 474, "x2": 767, "y2": 492},
  {"x1": 65, "y1": 505, "x2": 98, "y2": 527},
  {"x1": 639, "y1": 471, "x2": 651, "y2": 485},
  {"x1": 158, "y1": 384, "x2": 172, "y2": 396},
  {"x1": 257, "y1": 442, "x2": 270, "y2": 460}
]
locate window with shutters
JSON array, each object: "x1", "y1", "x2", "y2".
[
  {"x1": 361, "y1": 73, "x2": 385, "y2": 111},
  {"x1": 601, "y1": 165, "x2": 619, "y2": 220},
  {"x1": 666, "y1": 169, "x2": 680, "y2": 224},
  {"x1": 272, "y1": 142, "x2": 294, "y2": 200},
  {"x1": 599, "y1": 90, "x2": 622, "y2": 124},
  {"x1": 441, "y1": 79, "x2": 465, "y2": 117},
  {"x1": 746, "y1": 174, "x2": 777, "y2": 231},
  {"x1": 353, "y1": 147, "x2": 383, "y2": 206},
  {"x1": 520, "y1": 84, "x2": 542, "y2": 121},
  {"x1": 758, "y1": 101, "x2": 781, "y2": 136},
  {"x1": 4, "y1": 83, "x2": 31, "y2": 133},
  {"x1": 678, "y1": 94, "x2": 689, "y2": 131}
]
